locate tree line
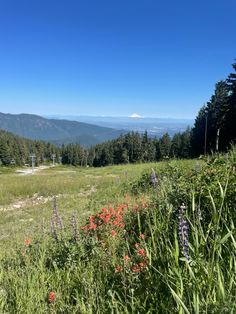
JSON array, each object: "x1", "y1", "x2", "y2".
[
  {"x1": 0, "y1": 129, "x2": 59, "y2": 166},
  {"x1": 0, "y1": 126, "x2": 191, "y2": 167},
  {"x1": 89, "y1": 130, "x2": 191, "y2": 167},
  {"x1": 1, "y1": 59, "x2": 235, "y2": 167},
  {"x1": 191, "y1": 60, "x2": 236, "y2": 156}
]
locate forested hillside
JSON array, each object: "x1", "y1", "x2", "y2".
[
  {"x1": 0, "y1": 113, "x2": 122, "y2": 146},
  {"x1": 89, "y1": 130, "x2": 191, "y2": 167},
  {"x1": 0, "y1": 129, "x2": 59, "y2": 166}
]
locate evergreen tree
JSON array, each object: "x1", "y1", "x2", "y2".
[
  {"x1": 0, "y1": 140, "x2": 11, "y2": 165},
  {"x1": 159, "y1": 133, "x2": 172, "y2": 159},
  {"x1": 206, "y1": 81, "x2": 229, "y2": 152},
  {"x1": 171, "y1": 133, "x2": 182, "y2": 158},
  {"x1": 222, "y1": 61, "x2": 236, "y2": 147},
  {"x1": 190, "y1": 105, "x2": 208, "y2": 156}
]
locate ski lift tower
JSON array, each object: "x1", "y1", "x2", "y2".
[
  {"x1": 51, "y1": 154, "x2": 56, "y2": 167},
  {"x1": 29, "y1": 154, "x2": 36, "y2": 174}
]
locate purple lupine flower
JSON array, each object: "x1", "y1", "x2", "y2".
[
  {"x1": 178, "y1": 203, "x2": 190, "y2": 260},
  {"x1": 50, "y1": 218, "x2": 58, "y2": 241},
  {"x1": 150, "y1": 168, "x2": 158, "y2": 187},
  {"x1": 52, "y1": 196, "x2": 63, "y2": 230},
  {"x1": 71, "y1": 214, "x2": 79, "y2": 241},
  {"x1": 50, "y1": 196, "x2": 63, "y2": 240}
]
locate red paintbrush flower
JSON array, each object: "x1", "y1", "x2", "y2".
[
  {"x1": 48, "y1": 291, "x2": 56, "y2": 303},
  {"x1": 132, "y1": 264, "x2": 141, "y2": 273},
  {"x1": 124, "y1": 255, "x2": 130, "y2": 263},
  {"x1": 137, "y1": 249, "x2": 146, "y2": 257},
  {"x1": 139, "y1": 261, "x2": 147, "y2": 269},
  {"x1": 115, "y1": 265, "x2": 123, "y2": 272},
  {"x1": 139, "y1": 233, "x2": 145, "y2": 240},
  {"x1": 111, "y1": 230, "x2": 117, "y2": 237},
  {"x1": 24, "y1": 239, "x2": 31, "y2": 246}
]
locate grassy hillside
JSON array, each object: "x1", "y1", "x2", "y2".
[
  {"x1": 0, "y1": 112, "x2": 122, "y2": 146},
  {"x1": 0, "y1": 151, "x2": 235, "y2": 313}
]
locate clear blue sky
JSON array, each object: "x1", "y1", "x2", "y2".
[{"x1": 0, "y1": 0, "x2": 235, "y2": 119}]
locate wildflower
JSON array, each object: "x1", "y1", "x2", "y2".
[
  {"x1": 124, "y1": 255, "x2": 130, "y2": 263},
  {"x1": 117, "y1": 204, "x2": 124, "y2": 213},
  {"x1": 48, "y1": 291, "x2": 56, "y2": 303},
  {"x1": 113, "y1": 220, "x2": 118, "y2": 226},
  {"x1": 114, "y1": 213, "x2": 121, "y2": 221},
  {"x1": 52, "y1": 196, "x2": 63, "y2": 230},
  {"x1": 51, "y1": 196, "x2": 63, "y2": 240},
  {"x1": 115, "y1": 265, "x2": 123, "y2": 272},
  {"x1": 137, "y1": 249, "x2": 146, "y2": 257},
  {"x1": 139, "y1": 261, "x2": 147, "y2": 269},
  {"x1": 178, "y1": 203, "x2": 190, "y2": 260},
  {"x1": 109, "y1": 207, "x2": 115, "y2": 214},
  {"x1": 89, "y1": 215, "x2": 95, "y2": 222},
  {"x1": 24, "y1": 239, "x2": 31, "y2": 246},
  {"x1": 134, "y1": 243, "x2": 140, "y2": 249},
  {"x1": 132, "y1": 264, "x2": 141, "y2": 273},
  {"x1": 111, "y1": 230, "x2": 117, "y2": 237},
  {"x1": 50, "y1": 219, "x2": 58, "y2": 240},
  {"x1": 150, "y1": 168, "x2": 158, "y2": 187},
  {"x1": 118, "y1": 223, "x2": 125, "y2": 228},
  {"x1": 102, "y1": 207, "x2": 108, "y2": 213},
  {"x1": 105, "y1": 214, "x2": 111, "y2": 224},
  {"x1": 139, "y1": 233, "x2": 145, "y2": 240},
  {"x1": 89, "y1": 223, "x2": 97, "y2": 230}
]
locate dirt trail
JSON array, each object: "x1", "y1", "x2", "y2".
[
  {"x1": 0, "y1": 186, "x2": 97, "y2": 212},
  {"x1": 0, "y1": 193, "x2": 61, "y2": 212},
  {"x1": 15, "y1": 165, "x2": 51, "y2": 175}
]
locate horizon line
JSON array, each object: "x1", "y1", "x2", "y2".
[{"x1": 0, "y1": 111, "x2": 195, "y2": 121}]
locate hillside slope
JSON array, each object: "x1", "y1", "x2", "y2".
[
  {"x1": 0, "y1": 150, "x2": 235, "y2": 312},
  {"x1": 0, "y1": 112, "x2": 122, "y2": 146}
]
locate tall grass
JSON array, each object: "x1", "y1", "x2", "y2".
[{"x1": 0, "y1": 150, "x2": 235, "y2": 313}]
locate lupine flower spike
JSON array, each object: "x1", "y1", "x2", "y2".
[
  {"x1": 150, "y1": 168, "x2": 158, "y2": 187},
  {"x1": 50, "y1": 196, "x2": 63, "y2": 240},
  {"x1": 53, "y1": 196, "x2": 63, "y2": 230},
  {"x1": 178, "y1": 203, "x2": 190, "y2": 260},
  {"x1": 71, "y1": 214, "x2": 79, "y2": 241},
  {"x1": 50, "y1": 219, "x2": 58, "y2": 241}
]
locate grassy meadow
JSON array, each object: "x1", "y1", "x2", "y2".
[{"x1": 0, "y1": 151, "x2": 235, "y2": 313}]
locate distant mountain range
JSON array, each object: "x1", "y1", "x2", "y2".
[
  {"x1": 0, "y1": 112, "x2": 193, "y2": 147},
  {"x1": 45, "y1": 115, "x2": 194, "y2": 137},
  {"x1": 0, "y1": 112, "x2": 122, "y2": 146}
]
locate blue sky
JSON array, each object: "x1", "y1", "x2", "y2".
[{"x1": 0, "y1": 0, "x2": 235, "y2": 119}]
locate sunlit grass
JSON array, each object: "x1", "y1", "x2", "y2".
[{"x1": 1, "y1": 153, "x2": 235, "y2": 313}]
